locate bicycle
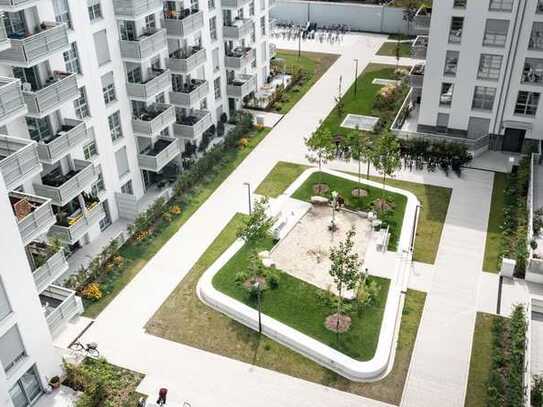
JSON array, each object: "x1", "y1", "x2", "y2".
[{"x1": 69, "y1": 341, "x2": 100, "y2": 358}]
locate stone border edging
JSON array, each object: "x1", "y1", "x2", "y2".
[{"x1": 197, "y1": 168, "x2": 420, "y2": 381}]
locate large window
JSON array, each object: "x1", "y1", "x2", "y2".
[
  {"x1": 515, "y1": 91, "x2": 540, "y2": 116},
  {"x1": 523, "y1": 58, "x2": 543, "y2": 85},
  {"x1": 83, "y1": 139, "x2": 98, "y2": 160},
  {"x1": 108, "y1": 111, "x2": 123, "y2": 142},
  {"x1": 93, "y1": 30, "x2": 111, "y2": 66},
  {"x1": 472, "y1": 86, "x2": 496, "y2": 111},
  {"x1": 63, "y1": 42, "x2": 81, "y2": 74},
  {"x1": 440, "y1": 83, "x2": 454, "y2": 106},
  {"x1": 214, "y1": 77, "x2": 221, "y2": 99},
  {"x1": 26, "y1": 117, "x2": 51, "y2": 142},
  {"x1": 88, "y1": 0, "x2": 103, "y2": 22},
  {"x1": 0, "y1": 325, "x2": 26, "y2": 374},
  {"x1": 9, "y1": 366, "x2": 42, "y2": 407},
  {"x1": 74, "y1": 87, "x2": 90, "y2": 119},
  {"x1": 538, "y1": 0, "x2": 543, "y2": 13},
  {"x1": 53, "y1": 0, "x2": 72, "y2": 29},
  {"x1": 449, "y1": 17, "x2": 464, "y2": 43},
  {"x1": 209, "y1": 16, "x2": 217, "y2": 41},
  {"x1": 529, "y1": 22, "x2": 543, "y2": 50},
  {"x1": 101, "y1": 72, "x2": 116, "y2": 105},
  {"x1": 91, "y1": 165, "x2": 105, "y2": 196},
  {"x1": 478, "y1": 54, "x2": 502, "y2": 80},
  {"x1": 489, "y1": 0, "x2": 513, "y2": 12},
  {"x1": 0, "y1": 279, "x2": 11, "y2": 321},
  {"x1": 453, "y1": 0, "x2": 466, "y2": 8},
  {"x1": 483, "y1": 19, "x2": 509, "y2": 47},
  {"x1": 444, "y1": 51, "x2": 459, "y2": 76},
  {"x1": 260, "y1": 16, "x2": 266, "y2": 36}
]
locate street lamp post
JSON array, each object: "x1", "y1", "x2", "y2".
[
  {"x1": 331, "y1": 190, "x2": 338, "y2": 235},
  {"x1": 253, "y1": 281, "x2": 262, "y2": 334},
  {"x1": 354, "y1": 58, "x2": 359, "y2": 96},
  {"x1": 243, "y1": 182, "x2": 252, "y2": 214}
]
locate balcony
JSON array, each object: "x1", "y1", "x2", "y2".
[
  {"x1": 0, "y1": 135, "x2": 41, "y2": 190},
  {"x1": 34, "y1": 159, "x2": 97, "y2": 206},
  {"x1": 132, "y1": 103, "x2": 176, "y2": 136},
  {"x1": 120, "y1": 28, "x2": 167, "y2": 61},
  {"x1": 226, "y1": 74, "x2": 257, "y2": 98},
  {"x1": 167, "y1": 46, "x2": 206, "y2": 74},
  {"x1": 221, "y1": 0, "x2": 251, "y2": 8},
  {"x1": 35, "y1": 119, "x2": 88, "y2": 164},
  {"x1": 23, "y1": 72, "x2": 78, "y2": 118},
  {"x1": 138, "y1": 137, "x2": 180, "y2": 172},
  {"x1": 49, "y1": 199, "x2": 105, "y2": 244},
  {"x1": 162, "y1": 9, "x2": 204, "y2": 38},
  {"x1": 409, "y1": 64, "x2": 425, "y2": 89},
  {"x1": 28, "y1": 242, "x2": 68, "y2": 293},
  {"x1": 9, "y1": 191, "x2": 55, "y2": 246},
  {"x1": 225, "y1": 47, "x2": 256, "y2": 69},
  {"x1": 0, "y1": 22, "x2": 69, "y2": 67},
  {"x1": 113, "y1": 0, "x2": 163, "y2": 19},
  {"x1": 412, "y1": 36, "x2": 428, "y2": 60},
  {"x1": 0, "y1": 0, "x2": 40, "y2": 10},
  {"x1": 414, "y1": 6, "x2": 432, "y2": 35},
  {"x1": 126, "y1": 68, "x2": 171, "y2": 100},
  {"x1": 173, "y1": 109, "x2": 213, "y2": 140},
  {"x1": 0, "y1": 77, "x2": 27, "y2": 126},
  {"x1": 40, "y1": 285, "x2": 83, "y2": 337},
  {"x1": 170, "y1": 79, "x2": 209, "y2": 107},
  {"x1": 0, "y1": 16, "x2": 9, "y2": 53},
  {"x1": 223, "y1": 18, "x2": 253, "y2": 40}
]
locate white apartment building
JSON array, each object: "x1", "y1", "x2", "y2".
[
  {"x1": 399, "y1": 0, "x2": 543, "y2": 153},
  {"x1": 0, "y1": 0, "x2": 273, "y2": 405}
]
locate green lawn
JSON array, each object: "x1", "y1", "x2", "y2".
[
  {"x1": 483, "y1": 172, "x2": 507, "y2": 273},
  {"x1": 255, "y1": 161, "x2": 308, "y2": 197},
  {"x1": 319, "y1": 63, "x2": 406, "y2": 137},
  {"x1": 292, "y1": 172, "x2": 407, "y2": 251},
  {"x1": 376, "y1": 42, "x2": 413, "y2": 57},
  {"x1": 83, "y1": 128, "x2": 271, "y2": 318},
  {"x1": 465, "y1": 312, "x2": 505, "y2": 407},
  {"x1": 147, "y1": 213, "x2": 426, "y2": 404},
  {"x1": 212, "y1": 237, "x2": 390, "y2": 361},
  {"x1": 273, "y1": 50, "x2": 338, "y2": 114}
]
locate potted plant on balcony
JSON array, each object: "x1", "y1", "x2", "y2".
[{"x1": 49, "y1": 375, "x2": 61, "y2": 390}]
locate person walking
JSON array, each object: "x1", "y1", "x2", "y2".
[{"x1": 157, "y1": 388, "x2": 168, "y2": 406}]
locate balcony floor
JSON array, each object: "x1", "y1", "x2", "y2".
[{"x1": 34, "y1": 386, "x2": 80, "y2": 407}]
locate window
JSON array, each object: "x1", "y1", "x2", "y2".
[
  {"x1": 453, "y1": 0, "x2": 466, "y2": 8},
  {"x1": 449, "y1": 17, "x2": 463, "y2": 43},
  {"x1": 115, "y1": 147, "x2": 130, "y2": 177},
  {"x1": 261, "y1": 41, "x2": 267, "y2": 64},
  {"x1": 212, "y1": 47, "x2": 220, "y2": 71},
  {"x1": 91, "y1": 166, "x2": 105, "y2": 196},
  {"x1": 0, "y1": 326, "x2": 25, "y2": 374},
  {"x1": 88, "y1": 0, "x2": 103, "y2": 22},
  {"x1": 99, "y1": 201, "x2": 111, "y2": 231},
  {"x1": 74, "y1": 87, "x2": 90, "y2": 119},
  {"x1": 214, "y1": 77, "x2": 221, "y2": 99},
  {"x1": 209, "y1": 17, "x2": 217, "y2": 41},
  {"x1": 260, "y1": 0, "x2": 265, "y2": 10},
  {"x1": 145, "y1": 14, "x2": 156, "y2": 31},
  {"x1": 191, "y1": 0, "x2": 198, "y2": 11},
  {"x1": 83, "y1": 139, "x2": 98, "y2": 159},
  {"x1": 208, "y1": 0, "x2": 215, "y2": 9},
  {"x1": 101, "y1": 72, "x2": 116, "y2": 104},
  {"x1": 93, "y1": 30, "x2": 111, "y2": 66},
  {"x1": 523, "y1": 58, "x2": 543, "y2": 84},
  {"x1": 440, "y1": 83, "x2": 454, "y2": 106},
  {"x1": 155, "y1": 92, "x2": 165, "y2": 104},
  {"x1": 121, "y1": 180, "x2": 133, "y2": 195},
  {"x1": 127, "y1": 66, "x2": 143, "y2": 83},
  {"x1": 483, "y1": 19, "x2": 509, "y2": 47},
  {"x1": 472, "y1": 86, "x2": 496, "y2": 110},
  {"x1": 9, "y1": 366, "x2": 42, "y2": 407},
  {"x1": 26, "y1": 117, "x2": 51, "y2": 142},
  {"x1": 538, "y1": 0, "x2": 543, "y2": 14},
  {"x1": 249, "y1": 1, "x2": 255, "y2": 16},
  {"x1": 444, "y1": 51, "x2": 459, "y2": 76},
  {"x1": 260, "y1": 16, "x2": 266, "y2": 36},
  {"x1": 515, "y1": 91, "x2": 540, "y2": 116},
  {"x1": 0, "y1": 279, "x2": 11, "y2": 322},
  {"x1": 53, "y1": 0, "x2": 72, "y2": 29},
  {"x1": 489, "y1": 0, "x2": 513, "y2": 12},
  {"x1": 63, "y1": 42, "x2": 81, "y2": 74},
  {"x1": 108, "y1": 111, "x2": 123, "y2": 142},
  {"x1": 478, "y1": 54, "x2": 502, "y2": 80},
  {"x1": 530, "y1": 23, "x2": 543, "y2": 50}
]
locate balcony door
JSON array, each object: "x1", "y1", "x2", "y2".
[
  {"x1": 9, "y1": 366, "x2": 42, "y2": 407},
  {"x1": 502, "y1": 128, "x2": 525, "y2": 153}
]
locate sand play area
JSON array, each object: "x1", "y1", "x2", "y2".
[{"x1": 270, "y1": 205, "x2": 372, "y2": 297}]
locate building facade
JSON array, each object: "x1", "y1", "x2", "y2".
[
  {"x1": 401, "y1": 0, "x2": 543, "y2": 153},
  {"x1": 0, "y1": 0, "x2": 274, "y2": 405}
]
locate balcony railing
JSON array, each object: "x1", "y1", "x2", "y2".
[
  {"x1": 132, "y1": 103, "x2": 176, "y2": 136},
  {"x1": 162, "y1": 10, "x2": 204, "y2": 38},
  {"x1": 173, "y1": 109, "x2": 213, "y2": 140},
  {"x1": 170, "y1": 79, "x2": 209, "y2": 107},
  {"x1": 0, "y1": 0, "x2": 39, "y2": 9},
  {"x1": 120, "y1": 28, "x2": 167, "y2": 61},
  {"x1": 41, "y1": 285, "x2": 83, "y2": 337},
  {"x1": 0, "y1": 22, "x2": 69, "y2": 67},
  {"x1": 223, "y1": 18, "x2": 253, "y2": 40},
  {"x1": 409, "y1": 64, "x2": 425, "y2": 88},
  {"x1": 225, "y1": 47, "x2": 256, "y2": 69},
  {"x1": 411, "y1": 35, "x2": 428, "y2": 59},
  {"x1": 23, "y1": 72, "x2": 78, "y2": 118},
  {"x1": 36, "y1": 119, "x2": 88, "y2": 164},
  {"x1": 414, "y1": 6, "x2": 432, "y2": 35},
  {"x1": 0, "y1": 77, "x2": 27, "y2": 126},
  {"x1": 167, "y1": 46, "x2": 206, "y2": 73},
  {"x1": 226, "y1": 74, "x2": 257, "y2": 98},
  {"x1": 29, "y1": 245, "x2": 68, "y2": 293},
  {"x1": 221, "y1": 0, "x2": 251, "y2": 8},
  {"x1": 49, "y1": 202, "x2": 105, "y2": 244},
  {"x1": 113, "y1": 0, "x2": 163, "y2": 18},
  {"x1": 0, "y1": 15, "x2": 9, "y2": 52},
  {"x1": 126, "y1": 68, "x2": 171, "y2": 100},
  {"x1": 9, "y1": 191, "x2": 55, "y2": 245},
  {"x1": 138, "y1": 137, "x2": 180, "y2": 172},
  {"x1": 34, "y1": 159, "x2": 97, "y2": 206},
  {"x1": 0, "y1": 134, "x2": 41, "y2": 191}
]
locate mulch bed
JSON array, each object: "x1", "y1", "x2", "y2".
[
  {"x1": 313, "y1": 183, "x2": 330, "y2": 194},
  {"x1": 325, "y1": 313, "x2": 352, "y2": 333},
  {"x1": 352, "y1": 188, "x2": 368, "y2": 198}
]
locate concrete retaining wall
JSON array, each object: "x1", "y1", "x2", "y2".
[{"x1": 271, "y1": 1, "x2": 412, "y2": 35}]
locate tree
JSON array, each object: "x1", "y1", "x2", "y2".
[
  {"x1": 402, "y1": 0, "x2": 419, "y2": 36},
  {"x1": 328, "y1": 227, "x2": 362, "y2": 344},
  {"x1": 305, "y1": 124, "x2": 335, "y2": 192},
  {"x1": 395, "y1": 38, "x2": 401, "y2": 70},
  {"x1": 372, "y1": 131, "x2": 401, "y2": 206},
  {"x1": 237, "y1": 197, "x2": 275, "y2": 245},
  {"x1": 343, "y1": 127, "x2": 374, "y2": 187},
  {"x1": 334, "y1": 76, "x2": 344, "y2": 117}
]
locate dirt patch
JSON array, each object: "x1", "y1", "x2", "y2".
[
  {"x1": 242, "y1": 276, "x2": 268, "y2": 290},
  {"x1": 352, "y1": 188, "x2": 368, "y2": 198},
  {"x1": 325, "y1": 313, "x2": 352, "y2": 333},
  {"x1": 313, "y1": 183, "x2": 330, "y2": 194},
  {"x1": 372, "y1": 198, "x2": 393, "y2": 212}
]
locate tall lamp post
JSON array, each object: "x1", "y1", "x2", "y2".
[
  {"x1": 354, "y1": 58, "x2": 359, "y2": 96},
  {"x1": 253, "y1": 281, "x2": 262, "y2": 334},
  {"x1": 243, "y1": 182, "x2": 252, "y2": 214}
]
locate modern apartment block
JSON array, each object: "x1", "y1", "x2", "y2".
[
  {"x1": 0, "y1": 0, "x2": 273, "y2": 405},
  {"x1": 396, "y1": 0, "x2": 543, "y2": 153}
]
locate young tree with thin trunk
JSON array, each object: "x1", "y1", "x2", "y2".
[
  {"x1": 401, "y1": 0, "x2": 419, "y2": 37},
  {"x1": 372, "y1": 131, "x2": 402, "y2": 208},
  {"x1": 305, "y1": 123, "x2": 335, "y2": 192},
  {"x1": 343, "y1": 127, "x2": 374, "y2": 187},
  {"x1": 237, "y1": 197, "x2": 275, "y2": 245}
]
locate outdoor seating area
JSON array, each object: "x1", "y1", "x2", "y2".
[
  {"x1": 30, "y1": 122, "x2": 78, "y2": 144},
  {"x1": 170, "y1": 45, "x2": 202, "y2": 59},
  {"x1": 140, "y1": 138, "x2": 174, "y2": 157},
  {"x1": 10, "y1": 193, "x2": 44, "y2": 221},
  {"x1": 42, "y1": 167, "x2": 81, "y2": 188},
  {"x1": 174, "y1": 78, "x2": 206, "y2": 93},
  {"x1": 53, "y1": 193, "x2": 99, "y2": 228}
]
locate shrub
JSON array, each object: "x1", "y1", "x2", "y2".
[{"x1": 81, "y1": 283, "x2": 102, "y2": 301}]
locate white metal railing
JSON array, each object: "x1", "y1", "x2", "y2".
[
  {"x1": 132, "y1": 104, "x2": 175, "y2": 136},
  {"x1": 36, "y1": 119, "x2": 88, "y2": 163},
  {"x1": 33, "y1": 249, "x2": 68, "y2": 293},
  {"x1": 23, "y1": 72, "x2": 78, "y2": 116},
  {"x1": 0, "y1": 134, "x2": 41, "y2": 190}
]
